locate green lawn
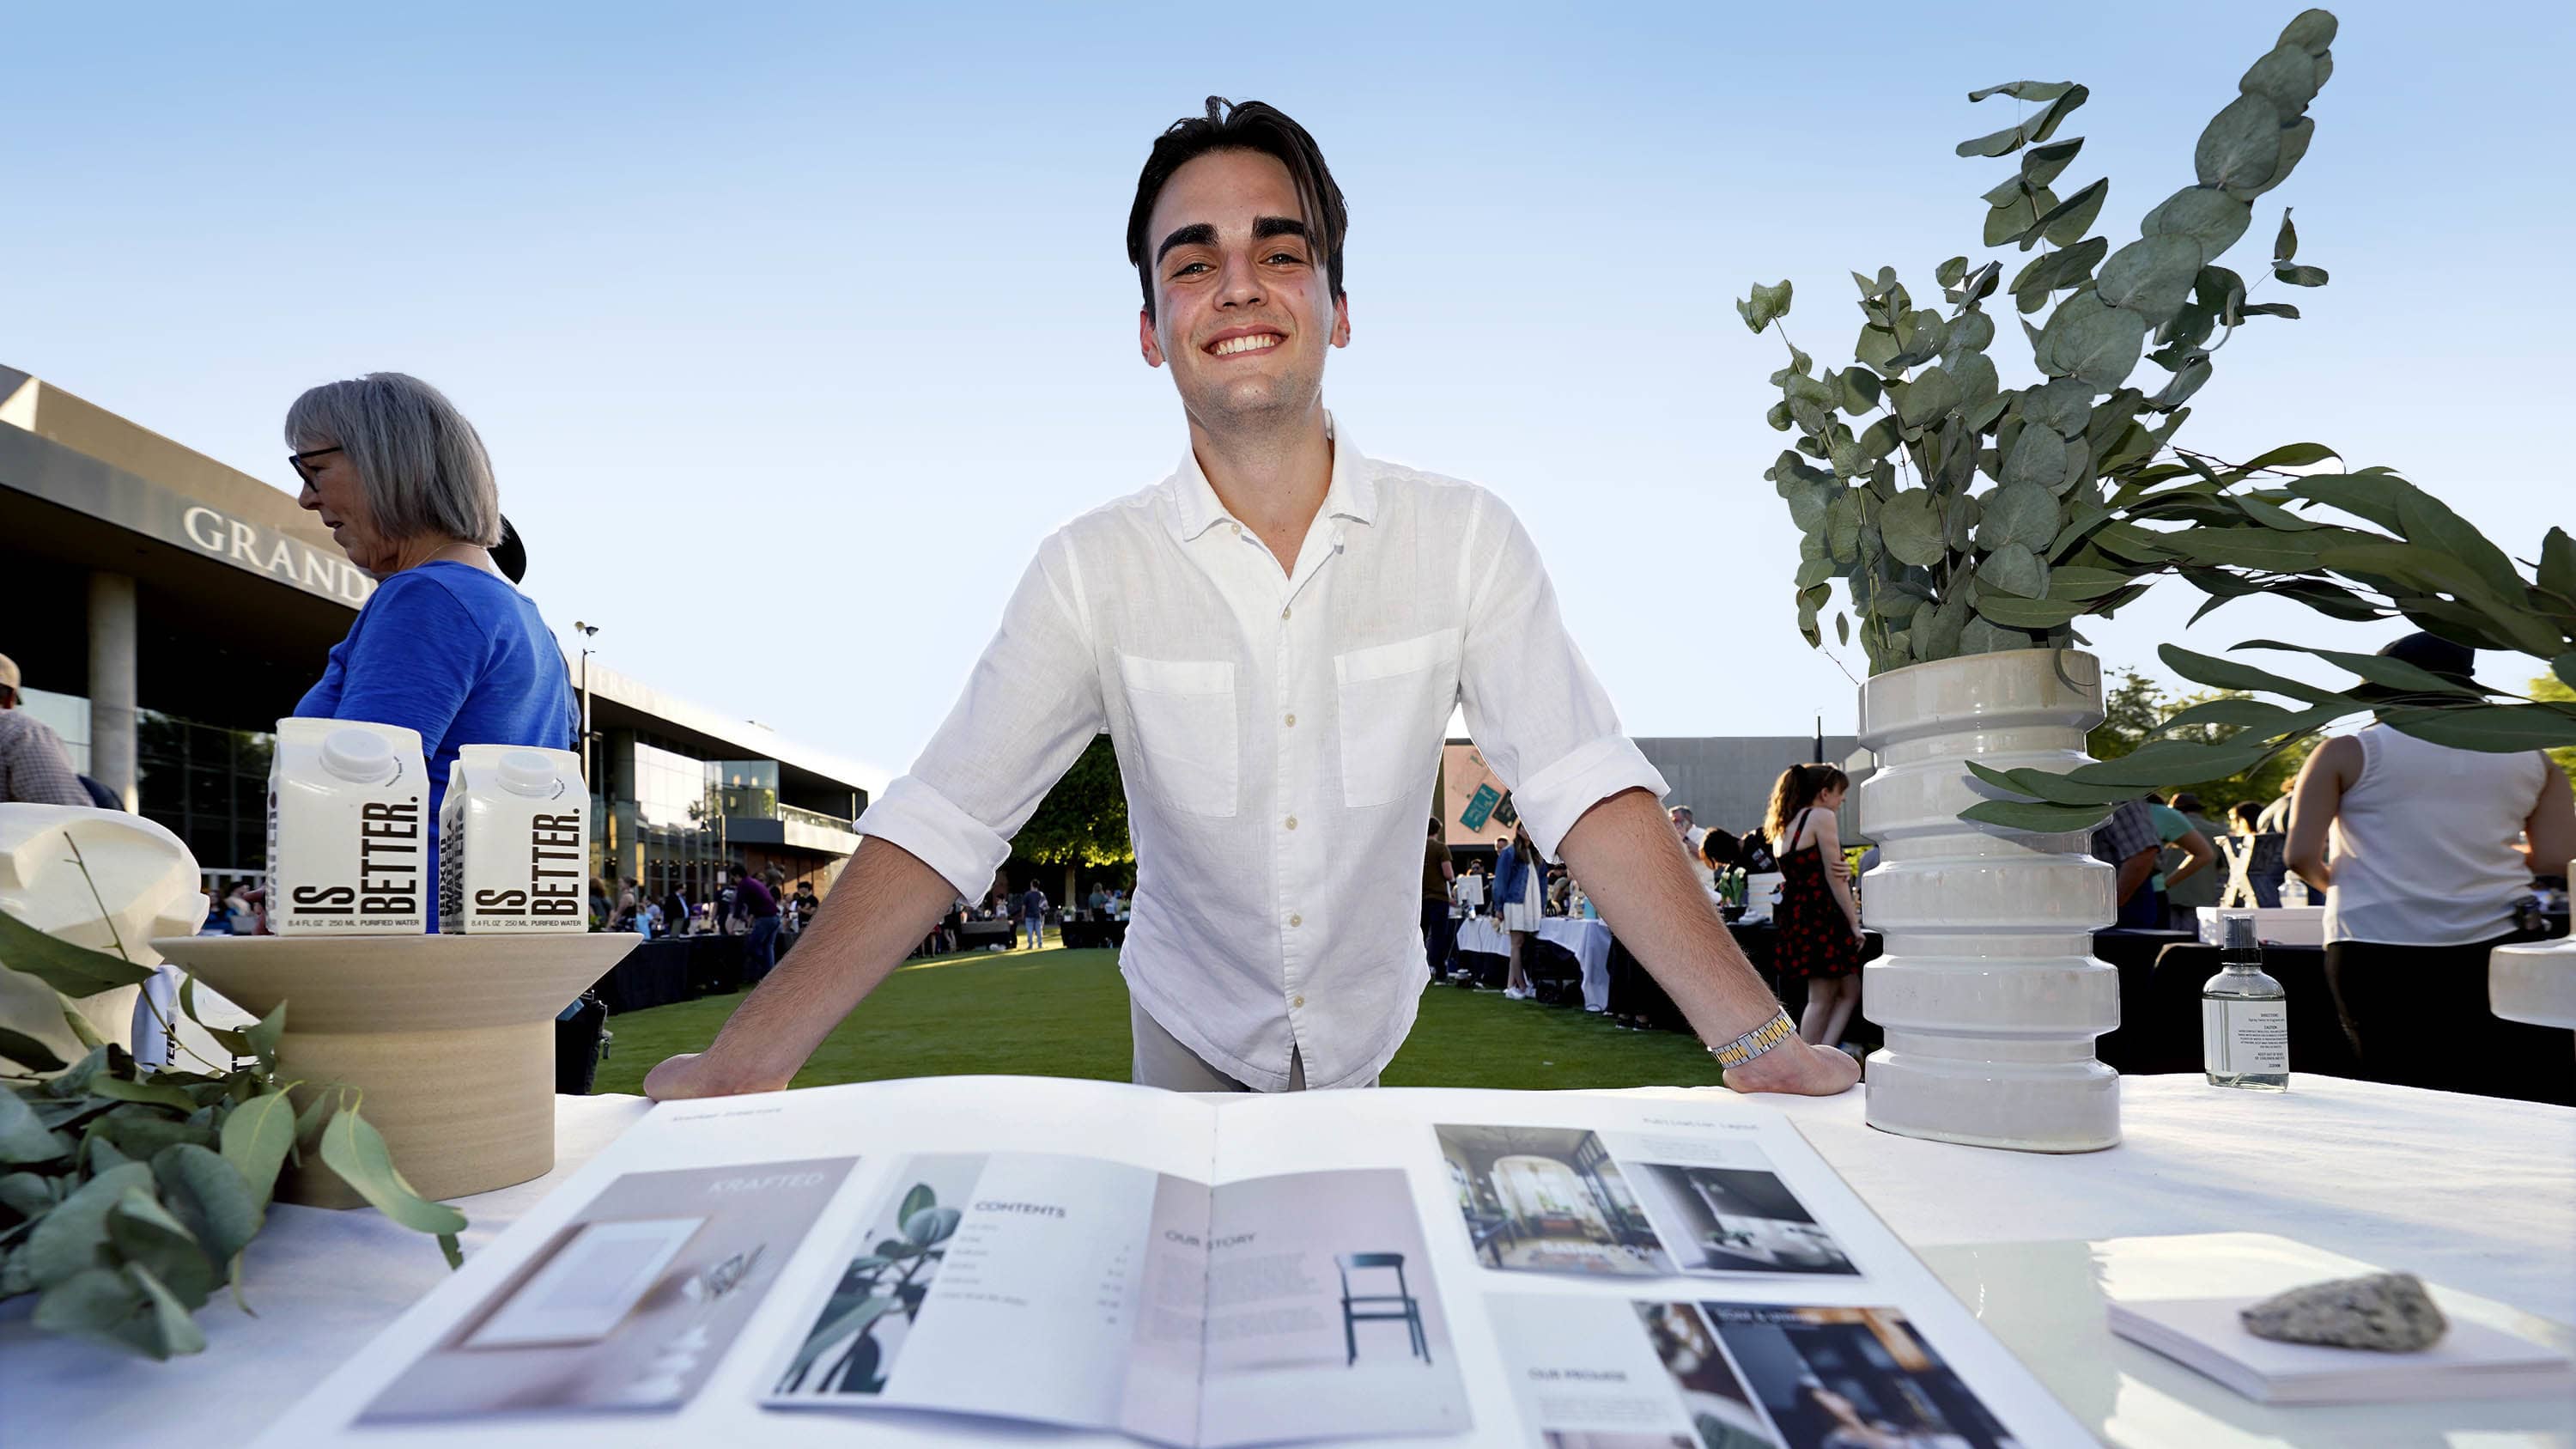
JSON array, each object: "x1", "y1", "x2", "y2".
[{"x1": 592, "y1": 936, "x2": 1728, "y2": 1094}]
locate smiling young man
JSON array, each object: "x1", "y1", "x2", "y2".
[{"x1": 644, "y1": 99, "x2": 1857, "y2": 1101}]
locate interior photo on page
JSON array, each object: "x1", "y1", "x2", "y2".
[
  {"x1": 1691, "y1": 1303, "x2": 2022, "y2": 1449},
  {"x1": 1625, "y1": 1154, "x2": 1856, "y2": 1277},
  {"x1": 356, "y1": 1157, "x2": 855, "y2": 1423},
  {"x1": 1485, "y1": 1293, "x2": 1739, "y2": 1449},
  {"x1": 1437, "y1": 1125, "x2": 1674, "y2": 1276}
]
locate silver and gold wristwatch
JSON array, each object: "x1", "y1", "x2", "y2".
[{"x1": 1708, "y1": 1008, "x2": 1800, "y2": 1070}]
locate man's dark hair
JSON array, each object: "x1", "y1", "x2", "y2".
[{"x1": 1127, "y1": 97, "x2": 1347, "y2": 321}]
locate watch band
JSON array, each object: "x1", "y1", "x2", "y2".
[{"x1": 1709, "y1": 1008, "x2": 1800, "y2": 1070}]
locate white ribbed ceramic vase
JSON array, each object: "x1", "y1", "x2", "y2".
[{"x1": 1856, "y1": 648, "x2": 2121, "y2": 1152}]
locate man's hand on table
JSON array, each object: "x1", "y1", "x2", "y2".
[
  {"x1": 643, "y1": 1051, "x2": 792, "y2": 1101},
  {"x1": 1722, "y1": 1038, "x2": 1862, "y2": 1096}
]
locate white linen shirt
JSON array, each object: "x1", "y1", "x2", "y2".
[{"x1": 855, "y1": 417, "x2": 1668, "y2": 1089}]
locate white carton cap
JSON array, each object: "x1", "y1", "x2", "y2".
[
  {"x1": 497, "y1": 751, "x2": 564, "y2": 797},
  {"x1": 319, "y1": 728, "x2": 400, "y2": 784}
]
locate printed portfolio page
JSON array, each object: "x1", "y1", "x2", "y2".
[{"x1": 252, "y1": 1077, "x2": 2088, "y2": 1449}]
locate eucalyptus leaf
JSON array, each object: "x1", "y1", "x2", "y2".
[
  {"x1": 24, "y1": 1161, "x2": 153, "y2": 1290},
  {"x1": 2140, "y1": 185, "x2": 2253, "y2": 257},
  {"x1": 1965, "y1": 759, "x2": 2142, "y2": 807},
  {"x1": 2027, "y1": 179, "x2": 2107, "y2": 250},
  {"x1": 1957, "y1": 618, "x2": 2037, "y2": 655},
  {"x1": 2095, "y1": 235, "x2": 2204, "y2": 325},
  {"x1": 2280, "y1": 8, "x2": 2337, "y2": 54},
  {"x1": 314, "y1": 1107, "x2": 468, "y2": 1239},
  {"x1": 2379, "y1": 705, "x2": 2576, "y2": 754},
  {"x1": 2273, "y1": 264, "x2": 2329, "y2": 287},
  {"x1": 106, "y1": 1184, "x2": 216, "y2": 1311},
  {"x1": 0, "y1": 1089, "x2": 72, "y2": 1166},
  {"x1": 2538, "y1": 528, "x2": 2576, "y2": 614},
  {"x1": 30, "y1": 1266, "x2": 160, "y2": 1357},
  {"x1": 2038, "y1": 295, "x2": 2149, "y2": 393},
  {"x1": 219, "y1": 1090, "x2": 297, "y2": 1215},
  {"x1": 1968, "y1": 79, "x2": 2075, "y2": 102},
  {"x1": 1958, "y1": 122, "x2": 2030, "y2": 160},
  {"x1": 0, "y1": 1027, "x2": 67, "y2": 1074},
  {"x1": 1838, "y1": 367, "x2": 1883, "y2": 417},
  {"x1": 1736, "y1": 280, "x2": 1793, "y2": 333},
  {"x1": 2237, "y1": 117, "x2": 2314, "y2": 200},
  {"x1": 2236, "y1": 639, "x2": 2486, "y2": 697},
  {"x1": 2239, "y1": 42, "x2": 2324, "y2": 114},
  {"x1": 126, "y1": 1261, "x2": 209, "y2": 1359},
  {"x1": 2160, "y1": 643, "x2": 2344, "y2": 704},
  {"x1": 2065, "y1": 735, "x2": 2285, "y2": 788},
  {"x1": 2195, "y1": 93, "x2": 2285, "y2": 192},
  {"x1": 0, "y1": 909, "x2": 155, "y2": 997},
  {"x1": 1998, "y1": 427, "x2": 2071, "y2": 493},
  {"x1": 150, "y1": 1142, "x2": 262, "y2": 1266},
  {"x1": 1960, "y1": 799, "x2": 2115, "y2": 833},
  {"x1": 1879, "y1": 491, "x2": 1947, "y2": 568},
  {"x1": 2021, "y1": 137, "x2": 2084, "y2": 189},
  {"x1": 1975, "y1": 594, "x2": 2085, "y2": 629},
  {"x1": 2166, "y1": 526, "x2": 2324, "y2": 573}
]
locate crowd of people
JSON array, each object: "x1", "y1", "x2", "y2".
[{"x1": 1420, "y1": 763, "x2": 1876, "y2": 1053}]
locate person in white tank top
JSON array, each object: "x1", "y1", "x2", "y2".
[{"x1": 2283, "y1": 634, "x2": 2575, "y2": 1102}]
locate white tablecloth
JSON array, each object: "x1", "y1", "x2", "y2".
[
  {"x1": 7, "y1": 1076, "x2": 2568, "y2": 1441},
  {"x1": 1451, "y1": 916, "x2": 1613, "y2": 1010}
]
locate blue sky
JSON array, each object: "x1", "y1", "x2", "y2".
[{"x1": 8, "y1": 1, "x2": 2568, "y2": 786}]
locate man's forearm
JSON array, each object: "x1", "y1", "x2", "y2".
[
  {"x1": 692, "y1": 837, "x2": 961, "y2": 1091},
  {"x1": 1558, "y1": 788, "x2": 1782, "y2": 1042}
]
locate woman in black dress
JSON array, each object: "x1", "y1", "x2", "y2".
[{"x1": 1765, "y1": 764, "x2": 1864, "y2": 1046}]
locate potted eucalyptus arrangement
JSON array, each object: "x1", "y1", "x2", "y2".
[{"x1": 1736, "y1": 10, "x2": 2346, "y2": 1150}]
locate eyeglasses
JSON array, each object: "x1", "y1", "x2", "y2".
[{"x1": 289, "y1": 446, "x2": 343, "y2": 481}]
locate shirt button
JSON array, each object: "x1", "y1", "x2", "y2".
[
  {"x1": 1285, "y1": 815, "x2": 1298, "y2": 831},
  {"x1": 1230, "y1": 522, "x2": 1242, "y2": 536},
  {"x1": 1291, "y1": 995, "x2": 1305, "y2": 1008},
  {"x1": 1281, "y1": 606, "x2": 1292, "y2": 619},
  {"x1": 1289, "y1": 913, "x2": 1303, "y2": 928},
  {"x1": 1284, "y1": 713, "x2": 1297, "y2": 728}
]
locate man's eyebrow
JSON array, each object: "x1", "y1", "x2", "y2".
[
  {"x1": 1155, "y1": 222, "x2": 1218, "y2": 264},
  {"x1": 1253, "y1": 216, "x2": 1310, "y2": 242}
]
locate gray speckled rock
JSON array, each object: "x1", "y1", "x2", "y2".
[{"x1": 2240, "y1": 1272, "x2": 2448, "y2": 1351}]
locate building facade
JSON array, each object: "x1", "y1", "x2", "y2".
[{"x1": 1, "y1": 366, "x2": 878, "y2": 900}]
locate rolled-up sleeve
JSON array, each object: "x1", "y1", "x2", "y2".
[
  {"x1": 855, "y1": 533, "x2": 1107, "y2": 897},
  {"x1": 1455, "y1": 490, "x2": 1668, "y2": 861}
]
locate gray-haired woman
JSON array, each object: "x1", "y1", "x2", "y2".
[{"x1": 288, "y1": 373, "x2": 577, "y2": 917}]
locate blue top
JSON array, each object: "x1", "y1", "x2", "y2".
[
  {"x1": 1494, "y1": 843, "x2": 1532, "y2": 905},
  {"x1": 295, "y1": 562, "x2": 578, "y2": 922}
]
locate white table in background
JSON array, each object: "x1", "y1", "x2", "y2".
[
  {"x1": 1451, "y1": 915, "x2": 1613, "y2": 1010},
  {"x1": 5, "y1": 1076, "x2": 2567, "y2": 1446}
]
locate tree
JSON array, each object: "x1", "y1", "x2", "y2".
[
  {"x1": 1009, "y1": 736, "x2": 1132, "y2": 904},
  {"x1": 2087, "y1": 669, "x2": 2166, "y2": 762},
  {"x1": 2086, "y1": 670, "x2": 2312, "y2": 813}
]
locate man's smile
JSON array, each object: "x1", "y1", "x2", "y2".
[{"x1": 1202, "y1": 326, "x2": 1286, "y2": 358}]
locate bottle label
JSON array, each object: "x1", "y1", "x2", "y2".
[{"x1": 2203, "y1": 999, "x2": 2289, "y2": 1077}]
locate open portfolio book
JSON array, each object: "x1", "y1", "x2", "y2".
[{"x1": 251, "y1": 1079, "x2": 2087, "y2": 1448}]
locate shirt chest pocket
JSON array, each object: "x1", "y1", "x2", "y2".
[
  {"x1": 1334, "y1": 628, "x2": 1461, "y2": 809},
  {"x1": 1116, "y1": 654, "x2": 1240, "y2": 819}
]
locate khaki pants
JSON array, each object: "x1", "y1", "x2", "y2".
[{"x1": 1127, "y1": 996, "x2": 1378, "y2": 1092}]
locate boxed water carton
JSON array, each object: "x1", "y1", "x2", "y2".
[
  {"x1": 267, "y1": 719, "x2": 429, "y2": 935},
  {"x1": 439, "y1": 746, "x2": 587, "y2": 933}
]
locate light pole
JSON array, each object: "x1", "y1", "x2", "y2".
[{"x1": 573, "y1": 621, "x2": 599, "y2": 788}]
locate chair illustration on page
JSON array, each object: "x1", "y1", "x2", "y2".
[{"x1": 1335, "y1": 1253, "x2": 1431, "y2": 1366}]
